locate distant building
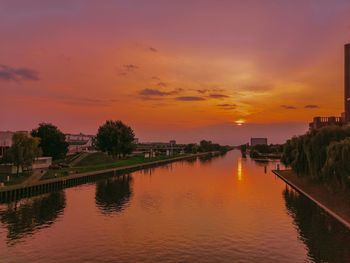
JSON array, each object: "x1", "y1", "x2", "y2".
[
  {"x1": 32, "y1": 157, "x2": 52, "y2": 169},
  {"x1": 0, "y1": 131, "x2": 14, "y2": 157},
  {"x1": 0, "y1": 131, "x2": 28, "y2": 157},
  {"x1": 345, "y1": 43, "x2": 350, "y2": 123},
  {"x1": 250, "y1": 138, "x2": 267, "y2": 146},
  {"x1": 169, "y1": 140, "x2": 176, "y2": 146},
  {"x1": 65, "y1": 133, "x2": 95, "y2": 154},
  {"x1": 309, "y1": 116, "x2": 343, "y2": 130}
]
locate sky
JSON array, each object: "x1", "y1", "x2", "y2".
[{"x1": 1, "y1": 0, "x2": 350, "y2": 145}]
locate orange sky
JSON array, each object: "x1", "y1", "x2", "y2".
[{"x1": 1, "y1": 0, "x2": 350, "y2": 144}]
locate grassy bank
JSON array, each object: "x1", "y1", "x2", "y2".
[
  {"x1": 0, "y1": 173, "x2": 31, "y2": 186},
  {"x1": 277, "y1": 170, "x2": 350, "y2": 224},
  {"x1": 42, "y1": 152, "x2": 184, "y2": 180}
]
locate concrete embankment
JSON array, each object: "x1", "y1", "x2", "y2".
[
  {"x1": 0, "y1": 151, "x2": 221, "y2": 203},
  {"x1": 272, "y1": 170, "x2": 350, "y2": 229}
]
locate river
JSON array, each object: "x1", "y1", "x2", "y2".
[{"x1": 0, "y1": 150, "x2": 349, "y2": 262}]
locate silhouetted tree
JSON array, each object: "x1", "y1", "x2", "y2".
[
  {"x1": 96, "y1": 120, "x2": 135, "y2": 158},
  {"x1": 31, "y1": 123, "x2": 68, "y2": 160},
  {"x1": 184, "y1": 143, "x2": 199, "y2": 154}
]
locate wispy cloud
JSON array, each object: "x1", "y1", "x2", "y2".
[
  {"x1": 197, "y1": 89, "x2": 209, "y2": 94},
  {"x1": 175, "y1": 96, "x2": 205, "y2": 101},
  {"x1": 217, "y1": 103, "x2": 236, "y2": 110},
  {"x1": 149, "y1": 47, "x2": 158, "y2": 52},
  {"x1": 243, "y1": 84, "x2": 273, "y2": 92},
  {"x1": 209, "y1": 94, "x2": 230, "y2": 99},
  {"x1": 123, "y1": 64, "x2": 139, "y2": 71},
  {"x1": 139, "y1": 88, "x2": 182, "y2": 97},
  {"x1": 304, "y1": 104, "x2": 320, "y2": 109},
  {"x1": 157, "y1": 82, "x2": 167, "y2": 87},
  {"x1": 0, "y1": 65, "x2": 39, "y2": 81},
  {"x1": 281, "y1": 105, "x2": 296, "y2": 109}
]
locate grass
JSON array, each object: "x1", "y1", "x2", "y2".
[
  {"x1": 41, "y1": 152, "x2": 184, "y2": 180},
  {"x1": 277, "y1": 169, "x2": 350, "y2": 224},
  {"x1": 0, "y1": 172, "x2": 31, "y2": 186}
]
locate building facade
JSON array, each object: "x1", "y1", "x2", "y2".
[
  {"x1": 250, "y1": 138, "x2": 268, "y2": 146},
  {"x1": 309, "y1": 43, "x2": 350, "y2": 130},
  {"x1": 0, "y1": 131, "x2": 14, "y2": 157},
  {"x1": 65, "y1": 133, "x2": 95, "y2": 154},
  {"x1": 345, "y1": 43, "x2": 350, "y2": 123}
]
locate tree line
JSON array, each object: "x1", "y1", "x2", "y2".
[
  {"x1": 184, "y1": 140, "x2": 231, "y2": 154},
  {"x1": 1, "y1": 120, "x2": 135, "y2": 175},
  {"x1": 281, "y1": 126, "x2": 350, "y2": 190}
]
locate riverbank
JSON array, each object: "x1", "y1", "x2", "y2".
[
  {"x1": 43, "y1": 152, "x2": 185, "y2": 180},
  {"x1": 273, "y1": 169, "x2": 350, "y2": 228},
  {"x1": 0, "y1": 151, "x2": 222, "y2": 197}
]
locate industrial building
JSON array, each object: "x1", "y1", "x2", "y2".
[
  {"x1": 250, "y1": 138, "x2": 268, "y2": 146},
  {"x1": 309, "y1": 43, "x2": 350, "y2": 130}
]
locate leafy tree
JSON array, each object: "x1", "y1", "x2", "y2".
[
  {"x1": 96, "y1": 120, "x2": 135, "y2": 158},
  {"x1": 31, "y1": 123, "x2": 68, "y2": 160},
  {"x1": 199, "y1": 140, "x2": 212, "y2": 152},
  {"x1": 11, "y1": 132, "x2": 41, "y2": 175},
  {"x1": 184, "y1": 143, "x2": 199, "y2": 154},
  {"x1": 281, "y1": 126, "x2": 350, "y2": 190},
  {"x1": 239, "y1": 144, "x2": 248, "y2": 158},
  {"x1": 322, "y1": 137, "x2": 350, "y2": 190}
]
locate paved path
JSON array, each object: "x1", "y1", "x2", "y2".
[
  {"x1": 22, "y1": 169, "x2": 46, "y2": 186},
  {"x1": 69, "y1": 152, "x2": 89, "y2": 167}
]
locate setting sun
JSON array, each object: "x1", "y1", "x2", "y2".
[{"x1": 235, "y1": 120, "x2": 245, "y2": 126}]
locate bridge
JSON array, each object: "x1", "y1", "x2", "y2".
[{"x1": 136, "y1": 143, "x2": 185, "y2": 152}]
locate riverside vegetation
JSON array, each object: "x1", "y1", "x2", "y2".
[
  {"x1": 281, "y1": 126, "x2": 350, "y2": 191},
  {"x1": 1, "y1": 120, "x2": 230, "y2": 185}
]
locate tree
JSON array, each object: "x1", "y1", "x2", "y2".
[
  {"x1": 322, "y1": 137, "x2": 350, "y2": 190},
  {"x1": 239, "y1": 144, "x2": 248, "y2": 158},
  {"x1": 199, "y1": 140, "x2": 212, "y2": 152},
  {"x1": 184, "y1": 143, "x2": 199, "y2": 154},
  {"x1": 31, "y1": 123, "x2": 68, "y2": 160},
  {"x1": 96, "y1": 120, "x2": 135, "y2": 158},
  {"x1": 281, "y1": 126, "x2": 350, "y2": 190},
  {"x1": 11, "y1": 132, "x2": 41, "y2": 176}
]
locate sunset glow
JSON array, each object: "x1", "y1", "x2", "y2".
[{"x1": 1, "y1": 1, "x2": 350, "y2": 144}]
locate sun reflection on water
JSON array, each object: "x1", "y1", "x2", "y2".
[{"x1": 237, "y1": 157, "x2": 242, "y2": 181}]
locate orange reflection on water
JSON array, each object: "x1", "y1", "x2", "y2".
[{"x1": 237, "y1": 157, "x2": 242, "y2": 181}]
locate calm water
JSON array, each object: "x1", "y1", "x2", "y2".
[{"x1": 1, "y1": 150, "x2": 350, "y2": 263}]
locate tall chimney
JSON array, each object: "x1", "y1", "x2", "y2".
[{"x1": 345, "y1": 43, "x2": 350, "y2": 123}]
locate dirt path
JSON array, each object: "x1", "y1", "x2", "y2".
[{"x1": 22, "y1": 169, "x2": 46, "y2": 186}]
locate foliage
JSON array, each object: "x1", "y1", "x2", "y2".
[
  {"x1": 198, "y1": 140, "x2": 230, "y2": 152},
  {"x1": 184, "y1": 143, "x2": 199, "y2": 154},
  {"x1": 249, "y1": 149, "x2": 260, "y2": 158},
  {"x1": 239, "y1": 144, "x2": 248, "y2": 158},
  {"x1": 31, "y1": 123, "x2": 68, "y2": 160},
  {"x1": 10, "y1": 132, "x2": 41, "y2": 175},
  {"x1": 322, "y1": 137, "x2": 350, "y2": 190},
  {"x1": 281, "y1": 126, "x2": 350, "y2": 190},
  {"x1": 96, "y1": 120, "x2": 135, "y2": 158},
  {"x1": 248, "y1": 143, "x2": 283, "y2": 159}
]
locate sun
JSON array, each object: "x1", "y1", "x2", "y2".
[{"x1": 234, "y1": 120, "x2": 245, "y2": 126}]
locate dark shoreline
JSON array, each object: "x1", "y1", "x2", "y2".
[{"x1": 272, "y1": 169, "x2": 350, "y2": 229}]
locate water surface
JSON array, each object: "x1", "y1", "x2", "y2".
[{"x1": 1, "y1": 150, "x2": 349, "y2": 262}]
